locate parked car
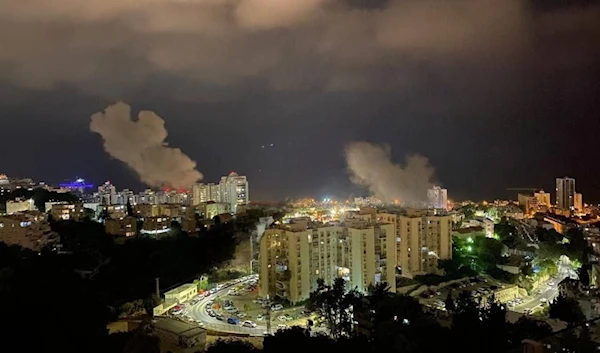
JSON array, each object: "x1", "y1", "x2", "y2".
[
  {"x1": 271, "y1": 304, "x2": 283, "y2": 311},
  {"x1": 227, "y1": 317, "x2": 240, "y2": 325},
  {"x1": 278, "y1": 316, "x2": 287, "y2": 322},
  {"x1": 243, "y1": 320, "x2": 257, "y2": 328},
  {"x1": 216, "y1": 314, "x2": 225, "y2": 321},
  {"x1": 237, "y1": 313, "x2": 247, "y2": 318},
  {"x1": 256, "y1": 314, "x2": 265, "y2": 321},
  {"x1": 277, "y1": 324, "x2": 287, "y2": 331},
  {"x1": 207, "y1": 309, "x2": 216, "y2": 317}
]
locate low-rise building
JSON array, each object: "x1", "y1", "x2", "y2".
[
  {"x1": 50, "y1": 203, "x2": 84, "y2": 221},
  {"x1": 153, "y1": 317, "x2": 206, "y2": 353},
  {"x1": 105, "y1": 204, "x2": 128, "y2": 219},
  {"x1": 198, "y1": 201, "x2": 231, "y2": 220},
  {"x1": 0, "y1": 212, "x2": 58, "y2": 251},
  {"x1": 134, "y1": 204, "x2": 160, "y2": 218},
  {"x1": 6, "y1": 198, "x2": 34, "y2": 214},
  {"x1": 164, "y1": 283, "x2": 197, "y2": 304},
  {"x1": 141, "y1": 217, "x2": 171, "y2": 235},
  {"x1": 105, "y1": 216, "x2": 137, "y2": 237}
]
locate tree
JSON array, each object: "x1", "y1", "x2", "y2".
[
  {"x1": 578, "y1": 264, "x2": 590, "y2": 287},
  {"x1": 549, "y1": 293, "x2": 585, "y2": 326},
  {"x1": 444, "y1": 292, "x2": 456, "y2": 313},
  {"x1": 307, "y1": 278, "x2": 359, "y2": 339},
  {"x1": 123, "y1": 320, "x2": 160, "y2": 353},
  {"x1": 509, "y1": 316, "x2": 552, "y2": 346},
  {"x1": 126, "y1": 200, "x2": 134, "y2": 217},
  {"x1": 206, "y1": 339, "x2": 256, "y2": 353}
]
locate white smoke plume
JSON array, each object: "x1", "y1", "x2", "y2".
[
  {"x1": 345, "y1": 141, "x2": 436, "y2": 205},
  {"x1": 90, "y1": 102, "x2": 203, "y2": 188},
  {"x1": 255, "y1": 216, "x2": 274, "y2": 242}
]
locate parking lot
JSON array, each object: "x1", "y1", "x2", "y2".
[
  {"x1": 166, "y1": 275, "x2": 313, "y2": 335},
  {"x1": 418, "y1": 276, "x2": 521, "y2": 311}
]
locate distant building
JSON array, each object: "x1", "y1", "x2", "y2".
[
  {"x1": 0, "y1": 212, "x2": 58, "y2": 251},
  {"x1": 427, "y1": 186, "x2": 448, "y2": 210},
  {"x1": 105, "y1": 216, "x2": 137, "y2": 237},
  {"x1": 6, "y1": 198, "x2": 34, "y2": 214},
  {"x1": 105, "y1": 204, "x2": 127, "y2": 219},
  {"x1": 141, "y1": 217, "x2": 171, "y2": 235},
  {"x1": 534, "y1": 190, "x2": 551, "y2": 208},
  {"x1": 219, "y1": 172, "x2": 249, "y2": 213},
  {"x1": 575, "y1": 193, "x2": 583, "y2": 212},
  {"x1": 518, "y1": 193, "x2": 538, "y2": 214},
  {"x1": 192, "y1": 183, "x2": 220, "y2": 205},
  {"x1": 134, "y1": 204, "x2": 160, "y2": 218},
  {"x1": 50, "y1": 203, "x2": 84, "y2": 221},
  {"x1": 556, "y1": 177, "x2": 576, "y2": 210},
  {"x1": 198, "y1": 201, "x2": 231, "y2": 220},
  {"x1": 98, "y1": 181, "x2": 116, "y2": 205}
]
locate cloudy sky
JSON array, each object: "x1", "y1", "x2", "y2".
[{"x1": 1, "y1": 0, "x2": 599, "y2": 201}]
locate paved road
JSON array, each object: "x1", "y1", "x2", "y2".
[
  {"x1": 512, "y1": 265, "x2": 573, "y2": 314},
  {"x1": 186, "y1": 275, "x2": 270, "y2": 335}
]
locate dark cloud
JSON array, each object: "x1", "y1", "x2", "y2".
[{"x1": 0, "y1": 0, "x2": 599, "y2": 200}]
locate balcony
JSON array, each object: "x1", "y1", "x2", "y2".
[{"x1": 276, "y1": 269, "x2": 291, "y2": 281}]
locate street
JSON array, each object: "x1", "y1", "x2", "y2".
[{"x1": 512, "y1": 264, "x2": 574, "y2": 314}]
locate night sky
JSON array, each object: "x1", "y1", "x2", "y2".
[{"x1": 1, "y1": 0, "x2": 599, "y2": 202}]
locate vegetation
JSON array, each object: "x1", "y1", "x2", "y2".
[
  {"x1": 0, "y1": 215, "x2": 239, "y2": 353},
  {"x1": 549, "y1": 293, "x2": 586, "y2": 326}
]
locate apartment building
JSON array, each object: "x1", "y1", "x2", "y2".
[
  {"x1": 377, "y1": 212, "x2": 452, "y2": 278},
  {"x1": 105, "y1": 216, "x2": 137, "y2": 237},
  {"x1": 259, "y1": 223, "x2": 312, "y2": 304},
  {"x1": 258, "y1": 218, "x2": 397, "y2": 303},
  {"x1": 0, "y1": 212, "x2": 58, "y2": 251},
  {"x1": 50, "y1": 203, "x2": 84, "y2": 221}
]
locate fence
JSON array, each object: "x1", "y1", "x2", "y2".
[{"x1": 202, "y1": 321, "x2": 266, "y2": 336}]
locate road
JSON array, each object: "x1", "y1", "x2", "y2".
[
  {"x1": 186, "y1": 275, "x2": 269, "y2": 335},
  {"x1": 512, "y1": 264, "x2": 574, "y2": 314}
]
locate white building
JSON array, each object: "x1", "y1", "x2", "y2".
[
  {"x1": 6, "y1": 199, "x2": 34, "y2": 214},
  {"x1": 219, "y1": 172, "x2": 249, "y2": 213},
  {"x1": 556, "y1": 177, "x2": 576, "y2": 210},
  {"x1": 192, "y1": 183, "x2": 220, "y2": 205},
  {"x1": 98, "y1": 181, "x2": 116, "y2": 205},
  {"x1": 427, "y1": 186, "x2": 448, "y2": 210}
]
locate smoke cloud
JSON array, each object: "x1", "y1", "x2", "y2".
[
  {"x1": 255, "y1": 216, "x2": 275, "y2": 242},
  {"x1": 345, "y1": 141, "x2": 436, "y2": 205},
  {"x1": 0, "y1": 0, "x2": 597, "y2": 93},
  {"x1": 90, "y1": 102, "x2": 203, "y2": 188}
]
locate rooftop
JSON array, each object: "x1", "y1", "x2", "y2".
[
  {"x1": 165, "y1": 283, "x2": 197, "y2": 296},
  {"x1": 153, "y1": 317, "x2": 205, "y2": 339}
]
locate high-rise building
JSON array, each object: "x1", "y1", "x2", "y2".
[
  {"x1": 192, "y1": 183, "x2": 220, "y2": 206},
  {"x1": 377, "y1": 212, "x2": 452, "y2": 278},
  {"x1": 534, "y1": 190, "x2": 551, "y2": 208},
  {"x1": 575, "y1": 193, "x2": 583, "y2": 212},
  {"x1": 258, "y1": 218, "x2": 397, "y2": 304},
  {"x1": 556, "y1": 177, "x2": 576, "y2": 210},
  {"x1": 98, "y1": 181, "x2": 116, "y2": 205},
  {"x1": 219, "y1": 172, "x2": 248, "y2": 213},
  {"x1": 427, "y1": 186, "x2": 448, "y2": 210}
]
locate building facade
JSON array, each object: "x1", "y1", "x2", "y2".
[
  {"x1": 219, "y1": 172, "x2": 249, "y2": 213},
  {"x1": 377, "y1": 212, "x2": 452, "y2": 278},
  {"x1": 258, "y1": 217, "x2": 398, "y2": 303},
  {"x1": 575, "y1": 192, "x2": 583, "y2": 212},
  {"x1": 556, "y1": 177, "x2": 576, "y2": 210},
  {"x1": 534, "y1": 190, "x2": 551, "y2": 208},
  {"x1": 50, "y1": 203, "x2": 84, "y2": 221},
  {"x1": 427, "y1": 186, "x2": 448, "y2": 210},
  {"x1": 0, "y1": 212, "x2": 58, "y2": 251},
  {"x1": 105, "y1": 216, "x2": 137, "y2": 237}
]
